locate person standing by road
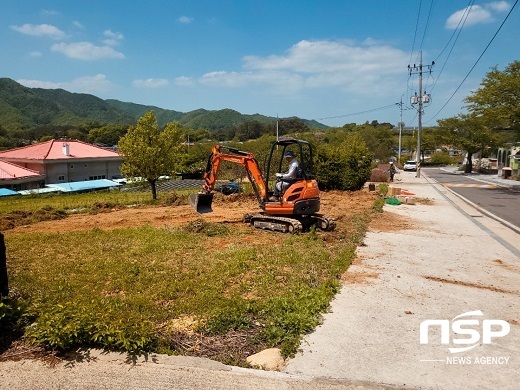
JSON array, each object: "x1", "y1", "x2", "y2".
[{"x1": 388, "y1": 162, "x2": 397, "y2": 182}]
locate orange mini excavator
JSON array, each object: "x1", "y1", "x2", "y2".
[{"x1": 189, "y1": 138, "x2": 335, "y2": 233}]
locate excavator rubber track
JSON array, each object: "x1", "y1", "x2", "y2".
[
  {"x1": 243, "y1": 213, "x2": 336, "y2": 234},
  {"x1": 243, "y1": 213, "x2": 303, "y2": 234},
  {"x1": 307, "y1": 214, "x2": 336, "y2": 231}
]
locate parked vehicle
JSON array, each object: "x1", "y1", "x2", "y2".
[{"x1": 403, "y1": 161, "x2": 417, "y2": 171}]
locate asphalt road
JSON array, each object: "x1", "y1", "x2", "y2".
[{"x1": 423, "y1": 168, "x2": 520, "y2": 230}]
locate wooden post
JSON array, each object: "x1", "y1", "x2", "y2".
[{"x1": 0, "y1": 233, "x2": 8, "y2": 297}]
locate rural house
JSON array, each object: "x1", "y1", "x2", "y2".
[
  {"x1": 0, "y1": 160, "x2": 45, "y2": 191},
  {"x1": 0, "y1": 139, "x2": 123, "y2": 185}
]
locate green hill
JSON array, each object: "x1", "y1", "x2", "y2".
[{"x1": 0, "y1": 78, "x2": 327, "y2": 131}]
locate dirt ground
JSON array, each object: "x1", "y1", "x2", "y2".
[
  {"x1": 5, "y1": 190, "x2": 389, "y2": 236},
  {"x1": 2, "y1": 189, "x2": 396, "y2": 365}
]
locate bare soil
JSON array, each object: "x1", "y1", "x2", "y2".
[{"x1": 5, "y1": 190, "x2": 380, "y2": 236}]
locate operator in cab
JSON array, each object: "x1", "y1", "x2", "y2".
[{"x1": 273, "y1": 150, "x2": 302, "y2": 197}]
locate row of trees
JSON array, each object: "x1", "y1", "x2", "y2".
[
  {"x1": 117, "y1": 60, "x2": 520, "y2": 199},
  {"x1": 436, "y1": 61, "x2": 520, "y2": 173},
  {"x1": 117, "y1": 111, "x2": 380, "y2": 198}
]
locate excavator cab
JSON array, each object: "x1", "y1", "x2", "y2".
[{"x1": 265, "y1": 138, "x2": 314, "y2": 197}]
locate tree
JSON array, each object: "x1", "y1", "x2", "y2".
[
  {"x1": 355, "y1": 123, "x2": 394, "y2": 162},
  {"x1": 88, "y1": 124, "x2": 128, "y2": 146},
  {"x1": 235, "y1": 120, "x2": 266, "y2": 141},
  {"x1": 437, "y1": 114, "x2": 499, "y2": 173},
  {"x1": 465, "y1": 61, "x2": 520, "y2": 141},
  {"x1": 277, "y1": 118, "x2": 310, "y2": 134},
  {"x1": 315, "y1": 133, "x2": 372, "y2": 190},
  {"x1": 118, "y1": 111, "x2": 184, "y2": 200}
]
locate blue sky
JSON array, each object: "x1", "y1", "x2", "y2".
[{"x1": 1, "y1": 1, "x2": 518, "y2": 127}]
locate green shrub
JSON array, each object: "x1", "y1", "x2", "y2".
[
  {"x1": 24, "y1": 300, "x2": 156, "y2": 352},
  {"x1": 429, "y1": 151, "x2": 458, "y2": 165},
  {"x1": 315, "y1": 133, "x2": 372, "y2": 190},
  {"x1": 372, "y1": 197, "x2": 385, "y2": 213},
  {"x1": 378, "y1": 183, "x2": 389, "y2": 196},
  {"x1": 0, "y1": 298, "x2": 26, "y2": 333}
]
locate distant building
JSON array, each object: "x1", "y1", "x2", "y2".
[
  {"x1": 0, "y1": 160, "x2": 45, "y2": 191},
  {"x1": 0, "y1": 139, "x2": 123, "y2": 185}
]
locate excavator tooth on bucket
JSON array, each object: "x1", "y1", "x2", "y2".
[{"x1": 189, "y1": 192, "x2": 214, "y2": 214}]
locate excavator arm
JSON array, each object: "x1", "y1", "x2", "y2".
[{"x1": 189, "y1": 145, "x2": 268, "y2": 213}]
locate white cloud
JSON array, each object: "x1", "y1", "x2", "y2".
[
  {"x1": 195, "y1": 40, "x2": 407, "y2": 96},
  {"x1": 29, "y1": 51, "x2": 42, "y2": 57},
  {"x1": 445, "y1": 2, "x2": 510, "y2": 30},
  {"x1": 41, "y1": 9, "x2": 60, "y2": 17},
  {"x1": 17, "y1": 74, "x2": 113, "y2": 94},
  {"x1": 11, "y1": 23, "x2": 65, "y2": 40},
  {"x1": 69, "y1": 74, "x2": 114, "y2": 93},
  {"x1": 51, "y1": 41, "x2": 125, "y2": 60},
  {"x1": 104, "y1": 29, "x2": 124, "y2": 40},
  {"x1": 177, "y1": 16, "x2": 193, "y2": 24},
  {"x1": 487, "y1": 1, "x2": 511, "y2": 12},
  {"x1": 174, "y1": 76, "x2": 194, "y2": 86},
  {"x1": 17, "y1": 79, "x2": 62, "y2": 89},
  {"x1": 102, "y1": 30, "x2": 124, "y2": 46},
  {"x1": 73, "y1": 21, "x2": 84, "y2": 29},
  {"x1": 133, "y1": 78, "x2": 170, "y2": 88}
]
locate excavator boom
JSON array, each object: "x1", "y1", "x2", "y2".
[{"x1": 189, "y1": 145, "x2": 267, "y2": 213}]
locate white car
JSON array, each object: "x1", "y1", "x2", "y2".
[{"x1": 403, "y1": 161, "x2": 417, "y2": 171}]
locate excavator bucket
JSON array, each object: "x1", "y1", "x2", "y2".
[{"x1": 189, "y1": 192, "x2": 214, "y2": 213}]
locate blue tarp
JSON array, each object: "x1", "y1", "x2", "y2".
[
  {"x1": 0, "y1": 188, "x2": 20, "y2": 197},
  {"x1": 46, "y1": 179, "x2": 122, "y2": 193}
]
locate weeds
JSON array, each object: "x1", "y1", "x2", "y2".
[
  {"x1": 2, "y1": 191, "x2": 374, "y2": 366},
  {"x1": 0, "y1": 207, "x2": 67, "y2": 230}
]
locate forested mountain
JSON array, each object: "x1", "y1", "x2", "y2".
[{"x1": 0, "y1": 78, "x2": 326, "y2": 132}]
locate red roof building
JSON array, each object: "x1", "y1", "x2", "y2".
[
  {"x1": 0, "y1": 160, "x2": 45, "y2": 191},
  {"x1": 0, "y1": 139, "x2": 123, "y2": 185}
]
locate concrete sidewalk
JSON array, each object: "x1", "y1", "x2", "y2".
[
  {"x1": 1, "y1": 170, "x2": 518, "y2": 389},
  {"x1": 284, "y1": 170, "x2": 519, "y2": 390}
]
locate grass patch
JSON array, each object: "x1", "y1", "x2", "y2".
[
  {"x1": 0, "y1": 189, "x2": 190, "y2": 230},
  {"x1": 0, "y1": 189, "x2": 191, "y2": 215},
  {"x1": 2, "y1": 196, "x2": 374, "y2": 366}
]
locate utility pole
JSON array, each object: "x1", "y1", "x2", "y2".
[
  {"x1": 408, "y1": 51, "x2": 434, "y2": 178},
  {"x1": 276, "y1": 115, "x2": 279, "y2": 142},
  {"x1": 397, "y1": 96, "x2": 404, "y2": 164}
]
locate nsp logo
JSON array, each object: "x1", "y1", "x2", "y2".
[{"x1": 420, "y1": 310, "x2": 510, "y2": 353}]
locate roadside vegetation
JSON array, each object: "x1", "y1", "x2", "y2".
[{"x1": 0, "y1": 189, "x2": 375, "y2": 366}]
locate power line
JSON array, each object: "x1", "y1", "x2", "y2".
[
  {"x1": 316, "y1": 104, "x2": 398, "y2": 121},
  {"x1": 433, "y1": 0, "x2": 475, "y2": 62},
  {"x1": 418, "y1": 0, "x2": 435, "y2": 54},
  {"x1": 429, "y1": 0, "x2": 475, "y2": 95},
  {"x1": 408, "y1": 0, "x2": 423, "y2": 66},
  {"x1": 428, "y1": 0, "x2": 518, "y2": 122}
]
